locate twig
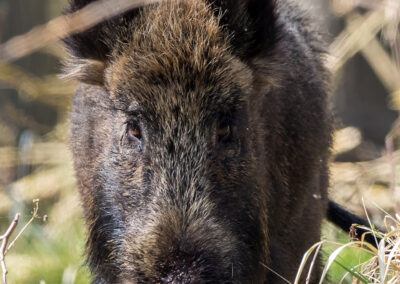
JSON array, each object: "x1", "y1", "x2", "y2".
[
  {"x1": 0, "y1": 199, "x2": 41, "y2": 284},
  {"x1": 386, "y1": 136, "x2": 396, "y2": 207},
  {"x1": 359, "y1": 28, "x2": 400, "y2": 95},
  {"x1": 385, "y1": 118, "x2": 400, "y2": 214},
  {"x1": 0, "y1": 213, "x2": 20, "y2": 284},
  {"x1": 259, "y1": 262, "x2": 292, "y2": 284},
  {"x1": 0, "y1": 62, "x2": 75, "y2": 107},
  {"x1": 0, "y1": 0, "x2": 160, "y2": 62},
  {"x1": 326, "y1": 6, "x2": 389, "y2": 74},
  {"x1": 0, "y1": 142, "x2": 70, "y2": 168},
  {"x1": 5, "y1": 199, "x2": 40, "y2": 254}
]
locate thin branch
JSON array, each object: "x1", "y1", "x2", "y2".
[
  {"x1": 0, "y1": 213, "x2": 20, "y2": 284},
  {"x1": 385, "y1": 118, "x2": 400, "y2": 214},
  {"x1": 0, "y1": 0, "x2": 160, "y2": 62},
  {"x1": 0, "y1": 199, "x2": 41, "y2": 284},
  {"x1": 259, "y1": 262, "x2": 292, "y2": 284},
  {"x1": 5, "y1": 199, "x2": 40, "y2": 254},
  {"x1": 0, "y1": 62, "x2": 75, "y2": 108},
  {"x1": 360, "y1": 31, "x2": 400, "y2": 94},
  {"x1": 326, "y1": 6, "x2": 389, "y2": 74}
]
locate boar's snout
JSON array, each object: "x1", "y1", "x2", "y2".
[
  {"x1": 158, "y1": 248, "x2": 218, "y2": 284},
  {"x1": 121, "y1": 201, "x2": 247, "y2": 283}
]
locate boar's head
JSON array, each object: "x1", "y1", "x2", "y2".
[{"x1": 64, "y1": 0, "x2": 331, "y2": 283}]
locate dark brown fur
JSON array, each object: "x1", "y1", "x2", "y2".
[{"x1": 64, "y1": 0, "x2": 332, "y2": 283}]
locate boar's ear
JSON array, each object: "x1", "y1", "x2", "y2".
[
  {"x1": 62, "y1": 0, "x2": 140, "y2": 86},
  {"x1": 62, "y1": 0, "x2": 108, "y2": 85},
  {"x1": 212, "y1": 0, "x2": 278, "y2": 58}
]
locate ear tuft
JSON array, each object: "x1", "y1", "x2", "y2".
[
  {"x1": 62, "y1": 0, "x2": 141, "y2": 84},
  {"x1": 61, "y1": 57, "x2": 105, "y2": 86}
]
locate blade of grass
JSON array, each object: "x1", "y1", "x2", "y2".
[
  {"x1": 320, "y1": 250, "x2": 370, "y2": 283},
  {"x1": 319, "y1": 242, "x2": 371, "y2": 284}
]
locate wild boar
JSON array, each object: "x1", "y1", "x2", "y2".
[{"x1": 64, "y1": 0, "x2": 334, "y2": 282}]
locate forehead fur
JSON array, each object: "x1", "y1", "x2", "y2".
[{"x1": 106, "y1": 0, "x2": 253, "y2": 107}]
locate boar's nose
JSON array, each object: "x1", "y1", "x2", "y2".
[
  {"x1": 160, "y1": 272, "x2": 193, "y2": 284},
  {"x1": 146, "y1": 205, "x2": 238, "y2": 283},
  {"x1": 158, "y1": 254, "x2": 203, "y2": 283}
]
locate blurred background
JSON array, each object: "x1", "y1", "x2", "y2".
[{"x1": 0, "y1": 0, "x2": 399, "y2": 283}]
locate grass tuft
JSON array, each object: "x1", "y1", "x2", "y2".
[{"x1": 298, "y1": 212, "x2": 400, "y2": 284}]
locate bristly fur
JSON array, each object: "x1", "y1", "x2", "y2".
[{"x1": 65, "y1": 0, "x2": 332, "y2": 283}]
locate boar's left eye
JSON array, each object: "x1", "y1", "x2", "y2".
[{"x1": 217, "y1": 121, "x2": 232, "y2": 142}]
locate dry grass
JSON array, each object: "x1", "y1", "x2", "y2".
[{"x1": 294, "y1": 203, "x2": 400, "y2": 284}]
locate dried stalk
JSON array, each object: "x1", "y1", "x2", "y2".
[
  {"x1": 347, "y1": 10, "x2": 400, "y2": 110},
  {"x1": 0, "y1": 63, "x2": 75, "y2": 107},
  {"x1": 327, "y1": 6, "x2": 389, "y2": 74},
  {"x1": 0, "y1": 200, "x2": 40, "y2": 284},
  {"x1": 5, "y1": 200, "x2": 40, "y2": 255},
  {"x1": 0, "y1": 214, "x2": 19, "y2": 284},
  {"x1": 360, "y1": 32, "x2": 400, "y2": 95},
  {"x1": 385, "y1": 135, "x2": 398, "y2": 213},
  {"x1": 0, "y1": 0, "x2": 159, "y2": 62},
  {"x1": 0, "y1": 143, "x2": 70, "y2": 168}
]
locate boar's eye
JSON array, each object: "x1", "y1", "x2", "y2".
[
  {"x1": 217, "y1": 121, "x2": 232, "y2": 143},
  {"x1": 127, "y1": 122, "x2": 141, "y2": 141}
]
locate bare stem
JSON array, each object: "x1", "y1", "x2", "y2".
[
  {"x1": 0, "y1": 213, "x2": 20, "y2": 284},
  {"x1": 0, "y1": 199, "x2": 41, "y2": 284},
  {"x1": 0, "y1": 0, "x2": 160, "y2": 62},
  {"x1": 5, "y1": 199, "x2": 40, "y2": 254}
]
